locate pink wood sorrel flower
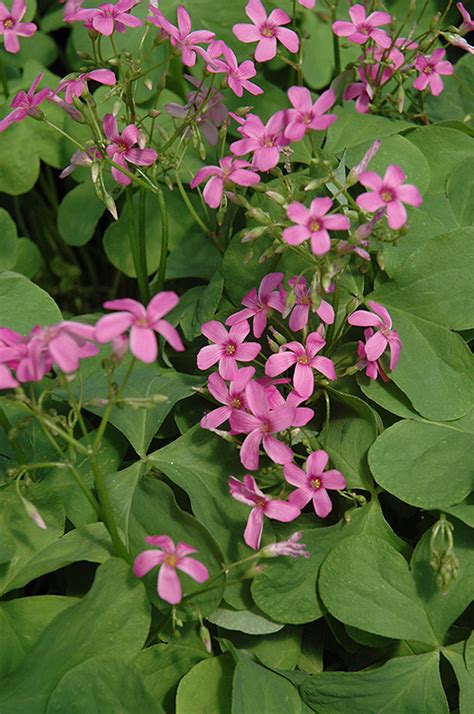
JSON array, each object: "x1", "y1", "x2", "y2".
[
  {"x1": 197, "y1": 321, "x2": 261, "y2": 380},
  {"x1": 229, "y1": 475, "x2": 300, "y2": 549},
  {"x1": 413, "y1": 49, "x2": 454, "y2": 96},
  {"x1": 233, "y1": 0, "x2": 299, "y2": 62},
  {"x1": 285, "y1": 87, "x2": 337, "y2": 142},
  {"x1": 357, "y1": 328, "x2": 389, "y2": 382},
  {"x1": 59, "y1": 147, "x2": 101, "y2": 179},
  {"x1": 285, "y1": 450, "x2": 346, "y2": 518},
  {"x1": 332, "y1": 4, "x2": 391, "y2": 49},
  {"x1": 265, "y1": 331, "x2": 336, "y2": 399},
  {"x1": 0, "y1": 0, "x2": 36, "y2": 53},
  {"x1": 226, "y1": 272, "x2": 285, "y2": 338},
  {"x1": 230, "y1": 380, "x2": 295, "y2": 469},
  {"x1": 102, "y1": 114, "x2": 157, "y2": 185},
  {"x1": 457, "y1": 2, "x2": 474, "y2": 34},
  {"x1": 0, "y1": 364, "x2": 19, "y2": 389},
  {"x1": 205, "y1": 41, "x2": 263, "y2": 97},
  {"x1": 57, "y1": 69, "x2": 116, "y2": 104},
  {"x1": 298, "y1": 0, "x2": 315, "y2": 7},
  {"x1": 286, "y1": 276, "x2": 335, "y2": 332},
  {"x1": 190, "y1": 157, "x2": 260, "y2": 209},
  {"x1": 0, "y1": 73, "x2": 51, "y2": 133},
  {"x1": 200, "y1": 366, "x2": 255, "y2": 430},
  {"x1": 356, "y1": 164, "x2": 422, "y2": 230},
  {"x1": 148, "y1": 5, "x2": 214, "y2": 67},
  {"x1": 68, "y1": 0, "x2": 142, "y2": 35},
  {"x1": 261, "y1": 531, "x2": 310, "y2": 559},
  {"x1": 133, "y1": 535, "x2": 209, "y2": 605},
  {"x1": 283, "y1": 198, "x2": 350, "y2": 255},
  {"x1": 166, "y1": 75, "x2": 228, "y2": 146},
  {"x1": 95, "y1": 293, "x2": 184, "y2": 363},
  {"x1": 230, "y1": 111, "x2": 290, "y2": 172},
  {"x1": 348, "y1": 300, "x2": 401, "y2": 369}
]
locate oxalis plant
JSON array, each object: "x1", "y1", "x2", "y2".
[{"x1": 0, "y1": 0, "x2": 473, "y2": 711}]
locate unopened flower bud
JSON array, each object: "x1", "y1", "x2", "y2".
[
  {"x1": 267, "y1": 337, "x2": 280, "y2": 353},
  {"x1": 112, "y1": 100, "x2": 121, "y2": 117},
  {"x1": 376, "y1": 252, "x2": 385, "y2": 271},
  {"x1": 199, "y1": 625, "x2": 212, "y2": 654},
  {"x1": 268, "y1": 326, "x2": 286, "y2": 345},
  {"x1": 347, "y1": 139, "x2": 381, "y2": 187},
  {"x1": 22, "y1": 498, "x2": 47, "y2": 529},
  {"x1": 241, "y1": 226, "x2": 268, "y2": 243},
  {"x1": 144, "y1": 78, "x2": 153, "y2": 91},
  {"x1": 304, "y1": 176, "x2": 329, "y2": 192},
  {"x1": 91, "y1": 162, "x2": 100, "y2": 184},
  {"x1": 148, "y1": 109, "x2": 161, "y2": 118},
  {"x1": 104, "y1": 194, "x2": 118, "y2": 221},
  {"x1": 242, "y1": 563, "x2": 265, "y2": 579},
  {"x1": 246, "y1": 207, "x2": 272, "y2": 224},
  {"x1": 265, "y1": 190, "x2": 286, "y2": 205},
  {"x1": 261, "y1": 532, "x2": 310, "y2": 559}
]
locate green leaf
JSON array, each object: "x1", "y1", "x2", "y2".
[
  {"x1": 446, "y1": 160, "x2": 474, "y2": 228},
  {"x1": 224, "y1": 626, "x2": 302, "y2": 670},
  {"x1": 134, "y1": 643, "x2": 209, "y2": 712},
  {"x1": 371, "y1": 307, "x2": 474, "y2": 421},
  {"x1": 382, "y1": 208, "x2": 447, "y2": 277},
  {"x1": 0, "y1": 272, "x2": 61, "y2": 332},
  {"x1": 368, "y1": 411, "x2": 474, "y2": 509},
  {"x1": 319, "y1": 535, "x2": 438, "y2": 645},
  {"x1": 57, "y1": 182, "x2": 106, "y2": 247},
  {"x1": 301, "y1": 652, "x2": 448, "y2": 713},
  {"x1": 442, "y1": 648, "x2": 474, "y2": 714},
  {"x1": 0, "y1": 559, "x2": 151, "y2": 714},
  {"x1": 371, "y1": 228, "x2": 474, "y2": 330},
  {"x1": 0, "y1": 121, "x2": 40, "y2": 195},
  {"x1": 128, "y1": 478, "x2": 225, "y2": 616},
  {"x1": 406, "y1": 126, "x2": 474, "y2": 195},
  {"x1": 444, "y1": 494, "x2": 474, "y2": 528},
  {"x1": 0, "y1": 596, "x2": 78, "y2": 678},
  {"x1": 347, "y1": 134, "x2": 431, "y2": 194},
  {"x1": 77, "y1": 357, "x2": 204, "y2": 456},
  {"x1": 325, "y1": 107, "x2": 412, "y2": 155},
  {"x1": 232, "y1": 653, "x2": 301, "y2": 714},
  {"x1": 176, "y1": 655, "x2": 234, "y2": 714},
  {"x1": 0, "y1": 208, "x2": 18, "y2": 270},
  {"x1": 207, "y1": 607, "x2": 284, "y2": 635},
  {"x1": 46, "y1": 654, "x2": 164, "y2": 714},
  {"x1": 425, "y1": 54, "x2": 474, "y2": 126},
  {"x1": 411, "y1": 518, "x2": 474, "y2": 642},
  {"x1": 10, "y1": 238, "x2": 42, "y2": 279},
  {"x1": 176, "y1": 271, "x2": 224, "y2": 342}
]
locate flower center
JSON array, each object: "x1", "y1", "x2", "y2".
[
  {"x1": 298, "y1": 354, "x2": 310, "y2": 365},
  {"x1": 136, "y1": 317, "x2": 148, "y2": 327},
  {"x1": 359, "y1": 24, "x2": 370, "y2": 35},
  {"x1": 261, "y1": 420, "x2": 272, "y2": 434},
  {"x1": 310, "y1": 477, "x2": 321, "y2": 490},
  {"x1": 309, "y1": 220, "x2": 322, "y2": 232},
  {"x1": 231, "y1": 396, "x2": 242, "y2": 409},
  {"x1": 164, "y1": 553, "x2": 177, "y2": 567},
  {"x1": 423, "y1": 66, "x2": 433, "y2": 75},
  {"x1": 300, "y1": 295, "x2": 312, "y2": 305},
  {"x1": 3, "y1": 17, "x2": 14, "y2": 28},
  {"x1": 261, "y1": 25, "x2": 275, "y2": 38},
  {"x1": 381, "y1": 189, "x2": 394, "y2": 202},
  {"x1": 225, "y1": 342, "x2": 236, "y2": 356},
  {"x1": 263, "y1": 138, "x2": 274, "y2": 147},
  {"x1": 255, "y1": 496, "x2": 267, "y2": 509},
  {"x1": 117, "y1": 140, "x2": 128, "y2": 153}
]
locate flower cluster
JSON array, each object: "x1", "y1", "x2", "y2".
[
  {"x1": 195, "y1": 270, "x2": 402, "y2": 549},
  {"x1": 0, "y1": 292, "x2": 183, "y2": 388}
]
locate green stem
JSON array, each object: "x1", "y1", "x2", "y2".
[
  {"x1": 0, "y1": 405, "x2": 26, "y2": 463},
  {"x1": 331, "y1": 5, "x2": 341, "y2": 77},
  {"x1": 154, "y1": 185, "x2": 169, "y2": 292},
  {"x1": 0, "y1": 54, "x2": 8, "y2": 98},
  {"x1": 323, "y1": 391, "x2": 331, "y2": 450},
  {"x1": 90, "y1": 455, "x2": 131, "y2": 562},
  {"x1": 174, "y1": 170, "x2": 210, "y2": 234},
  {"x1": 126, "y1": 187, "x2": 150, "y2": 304}
]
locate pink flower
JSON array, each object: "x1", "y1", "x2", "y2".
[
  {"x1": 261, "y1": 531, "x2": 310, "y2": 558},
  {"x1": 413, "y1": 49, "x2": 454, "y2": 96},
  {"x1": 67, "y1": 0, "x2": 142, "y2": 36},
  {"x1": 356, "y1": 164, "x2": 422, "y2": 230},
  {"x1": 285, "y1": 450, "x2": 346, "y2": 518},
  {"x1": 229, "y1": 474, "x2": 300, "y2": 549},
  {"x1": 298, "y1": 0, "x2": 315, "y2": 7},
  {"x1": 286, "y1": 276, "x2": 335, "y2": 332},
  {"x1": 230, "y1": 111, "x2": 290, "y2": 172},
  {"x1": 457, "y1": 3, "x2": 474, "y2": 34},
  {"x1": 0, "y1": 0, "x2": 36, "y2": 53},
  {"x1": 265, "y1": 331, "x2": 336, "y2": 398},
  {"x1": 190, "y1": 156, "x2": 260, "y2": 209},
  {"x1": 197, "y1": 321, "x2": 261, "y2": 380},
  {"x1": 94, "y1": 293, "x2": 184, "y2": 363},
  {"x1": 59, "y1": 146, "x2": 102, "y2": 179},
  {"x1": 357, "y1": 328, "x2": 389, "y2": 381},
  {"x1": 262, "y1": 385, "x2": 314, "y2": 427},
  {"x1": 443, "y1": 33, "x2": 474, "y2": 55},
  {"x1": 0, "y1": 364, "x2": 18, "y2": 389},
  {"x1": 343, "y1": 80, "x2": 372, "y2": 114},
  {"x1": 166, "y1": 75, "x2": 228, "y2": 146},
  {"x1": 285, "y1": 87, "x2": 337, "y2": 142},
  {"x1": 205, "y1": 41, "x2": 263, "y2": 97},
  {"x1": 233, "y1": 0, "x2": 299, "y2": 63},
  {"x1": 226, "y1": 272, "x2": 285, "y2": 338},
  {"x1": 134, "y1": 535, "x2": 209, "y2": 605},
  {"x1": 102, "y1": 114, "x2": 157, "y2": 185},
  {"x1": 348, "y1": 300, "x2": 401, "y2": 369},
  {"x1": 57, "y1": 69, "x2": 116, "y2": 104},
  {"x1": 0, "y1": 73, "x2": 51, "y2": 133},
  {"x1": 148, "y1": 5, "x2": 214, "y2": 66},
  {"x1": 200, "y1": 366, "x2": 255, "y2": 430},
  {"x1": 283, "y1": 198, "x2": 350, "y2": 255},
  {"x1": 348, "y1": 139, "x2": 381, "y2": 183},
  {"x1": 230, "y1": 380, "x2": 296, "y2": 469},
  {"x1": 332, "y1": 4, "x2": 391, "y2": 49}
]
